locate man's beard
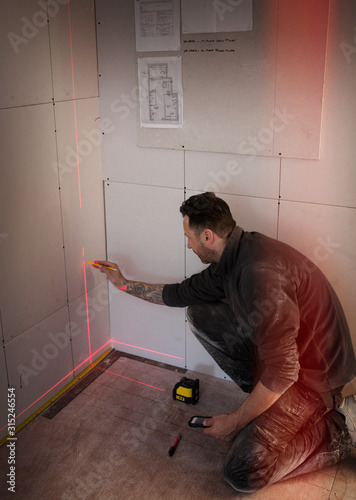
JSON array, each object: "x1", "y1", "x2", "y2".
[{"x1": 194, "y1": 244, "x2": 219, "y2": 264}]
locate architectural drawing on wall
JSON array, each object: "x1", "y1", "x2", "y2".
[
  {"x1": 148, "y1": 63, "x2": 178, "y2": 122},
  {"x1": 138, "y1": 56, "x2": 183, "y2": 128},
  {"x1": 135, "y1": 0, "x2": 181, "y2": 52}
]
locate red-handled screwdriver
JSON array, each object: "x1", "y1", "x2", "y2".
[{"x1": 168, "y1": 433, "x2": 182, "y2": 457}]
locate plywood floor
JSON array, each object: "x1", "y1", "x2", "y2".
[{"x1": 1, "y1": 352, "x2": 355, "y2": 499}]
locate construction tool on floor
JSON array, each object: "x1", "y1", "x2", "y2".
[
  {"x1": 172, "y1": 377, "x2": 199, "y2": 404},
  {"x1": 168, "y1": 432, "x2": 182, "y2": 457}
]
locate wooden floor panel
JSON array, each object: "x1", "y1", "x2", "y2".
[{"x1": 0, "y1": 354, "x2": 355, "y2": 499}]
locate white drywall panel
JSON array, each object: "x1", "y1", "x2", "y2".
[
  {"x1": 0, "y1": 104, "x2": 67, "y2": 342},
  {"x1": 96, "y1": 0, "x2": 184, "y2": 188},
  {"x1": 273, "y1": 0, "x2": 329, "y2": 159},
  {"x1": 110, "y1": 294, "x2": 186, "y2": 368},
  {"x1": 135, "y1": 0, "x2": 328, "y2": 160},
  {"x1": 137, "y1": 0, "x2": 279, "y2": 156},
  {"x1": 105, "y1": 182, "x2": 186, "y2": 367},
  {"x1": 185, "y1": 191, "x2": 279, "y2": 279},
  {"x1": 280, "y1": 0, "x2": 356, "y2": 208},
  {"x1": 0, "y1": 348, "x2": 9, "y2": 440},
  {"x1": 5, "y1": 306, "x2": 74, "y2": 429},
  {"x1": 69, "y1": 281, "x2": 110, "y2": 377},
  {"x1": 278, "y1": 201, "x2": 356, "y2": 351},
  {"x1": 54, "y1": 98, "x2": 107, "y2": 302},
  {"x1": 185, "y1": 321, "x2": 233, "y2": 382},
  {"x1": 101, "y1": 121, "x2": 184, "y2": 188},
  {"x1": 0, "y1": 0, "x2": 53, "y2": 108},
  {"x1": 185, "y1": 151, "x2": 280, "y2": 198},
  {"x1": 49, "y1": 0, "x2": 98, "y2": 102}
]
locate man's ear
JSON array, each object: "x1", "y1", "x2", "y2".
[{"x1": 203, "y1": 229, "x2": 214, "y2": 244}]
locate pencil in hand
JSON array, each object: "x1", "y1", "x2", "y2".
[{"x1": 85, "y1": 261, "x2": 117, "y2": 271}]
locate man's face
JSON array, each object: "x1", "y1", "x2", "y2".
[{"x1": 183, "y1": 216, "x2": 216, "y2": 264}]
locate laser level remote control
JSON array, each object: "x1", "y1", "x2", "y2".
[{"x1": 188, "y1": 416, "x2": 212, "y2": 428}]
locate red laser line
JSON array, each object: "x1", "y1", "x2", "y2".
[
  {"x1": 83, "y1": 254, "x2": 92, "y2": 365},
  {"x1": 90, "y1": 340, "x2": 112, "y2": 359},
  {"x1": 0, "y1": 338, "x2": 180, "y2": 433},
  {"x1": 111, "y1": 340, "x2": 184, "y2": 359},
  {"x1": 0, "y1": 340, "x2": 112, "y2": 433},
  {"x1": 67, "y1": 0, "x2": 82, "y2": 209},
  {"x1": 102, "y1": 369, "x2": 165, "y2": 392},
  {"x1": 0, "y1": 338, "x2": 166, "y2": 433},
  {"x1": 0, "y1": 342, "x2": 109, "y2": 433}
]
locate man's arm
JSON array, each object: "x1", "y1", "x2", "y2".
[
  {"x1": 122, "y1": 280, "x2": 165, "y2": 305},
  {"x1": 203, "y1": 381, "x2": 282, "y2": 441},
  {"x1": 95, "y1": 260, "x2": 165, "y2": 305}
]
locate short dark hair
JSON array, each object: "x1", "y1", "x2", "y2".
[{"x1": 180, "y1": 192, "x2": 236, "y2": 238}]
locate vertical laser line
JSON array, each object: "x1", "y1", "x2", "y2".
[{"x1": 83, "y1": 251, "x2": 92, "y2": 365}]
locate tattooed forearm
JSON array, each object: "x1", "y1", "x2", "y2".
[{"x1": 122, "y1": 281, "x2": 165, "y2": 305}]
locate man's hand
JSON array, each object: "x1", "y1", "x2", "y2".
[
  {"x1": 93, "y1": 259, "x2": 165, "y2": 305},
  {"x1": 203, "y1": 382, "x2": 283, "y2": 442},
  {"x1": 95, "y1": 260, "x2": 125, "y2": 288},
  {"x1": 203, "y1": 413, "x2": 241, "y2": 442}
]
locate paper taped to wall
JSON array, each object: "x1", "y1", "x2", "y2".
[
  {"x1": 135, "y1": 0, "x2": 181, "y2": 52},
  {"x1": 138, "y1": 56, "x2": 183, "y2": 128}
]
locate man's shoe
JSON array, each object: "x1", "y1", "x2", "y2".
[{"x1": 336, "y1": 394, "x2": 356, "y2": 447}]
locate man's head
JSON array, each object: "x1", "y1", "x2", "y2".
[{"x1": 180, "y1": 192, "x2": 236, "y2": 264}]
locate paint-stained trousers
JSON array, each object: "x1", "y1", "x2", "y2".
[{"x1": 187, "y1": 302, "x2": 352, "y2": 493}]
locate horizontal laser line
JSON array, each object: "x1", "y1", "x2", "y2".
[
  {"x1": 101, "y1": 368, "x2": 165, "y2": 392},
  {"x1": 111, "y1": 340, "x2": 184, "y2": 360}
]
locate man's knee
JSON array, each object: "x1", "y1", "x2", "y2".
[
  {"x1": 187, "y1": 301, "x2": 233, "y2": 329},
  {"x1": 223, "y1": 457, "x2": 269, "y2": 493},
  {"x1": 223, "y1": 432, "x2": 273, "y2": 493},
  {"x1": 186, "y1": 304, "x2": 207, "y2": 330}
]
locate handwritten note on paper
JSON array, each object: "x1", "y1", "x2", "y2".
[
  {"x1": 183, "y1": 37, "x2": 237, "y2": 54},
  {"x1": 135, "y1": 0, "x2": 181, "y2": 52}
]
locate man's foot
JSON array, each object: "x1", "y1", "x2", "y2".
[{"x1": 336, "y1": 395, "x2": 356, "y2": 447}]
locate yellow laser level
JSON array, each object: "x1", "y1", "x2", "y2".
[{"x1": 173, "y1": 377, "x2": 199, "y2": 405}]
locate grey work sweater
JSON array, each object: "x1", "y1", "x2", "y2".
[{"x1": 163, "y1": 227, "x2": 356, "y2": 397}]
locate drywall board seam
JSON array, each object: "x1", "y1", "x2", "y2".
[
  {"x1": 278, "y1": 198, "x2": 356, "y2": 211},
  {"x1": 184, "y1": 150, "x2": 280, "y2": 199},
  {"x1": 0, "y1": 103, "x2": 68, "y2": 342},
  {"x1": 0, "y1": 101, "x2": 54, "y2": 111},
  {"x1": 53, "y1": 95, "x2": 101, "y2": 105},
  {"x1": 1, "y1": 0, "x2": 99, "y2": 109},
  {"x1": 0, "y1": 1, "x2": 53, "y2": 109},
  {"x1": 2, "y1": 305, "x2": 71, "y2": 348},
  {"x1": 51, "y1": 97, "x2": 71, "y2": 318},
  {"x1": 102, "y1": 179, "x2": 187, "y2": 191},
  {"x1": 54, "y1": 97, "x2": 107, "y2": 303}
]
